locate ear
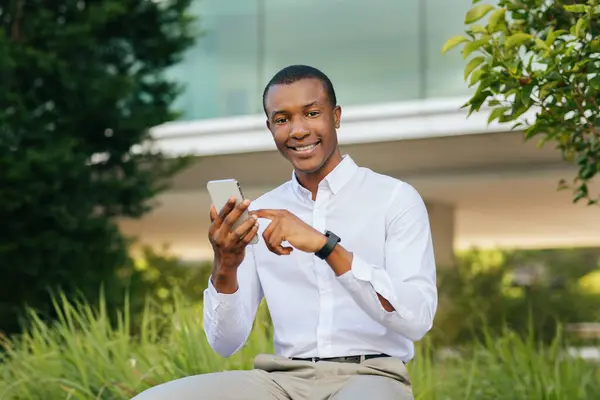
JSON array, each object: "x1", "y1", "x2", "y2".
[
  {"x1": 266, "y1": 119, "x2": 272, "y2": 132},
  {"x1": 333, "y1": 105, "x2": 342, "y2": 129}
]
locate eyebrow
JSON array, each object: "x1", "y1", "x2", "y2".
[{"x1": 270, "y1": 101, "x2": 319, "y2": 119}]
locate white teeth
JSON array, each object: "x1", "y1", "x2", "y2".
[{"x1": 295, "y1": 144, "x2": 317, "y2": 151}]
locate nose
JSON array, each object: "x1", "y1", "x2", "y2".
[{"x1": 289, "y1": 119, "x2": 310, "y2": 140}]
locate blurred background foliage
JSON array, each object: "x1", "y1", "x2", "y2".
[{"x1": 433, "y1": 247, "x2": 600, "y2": 346}]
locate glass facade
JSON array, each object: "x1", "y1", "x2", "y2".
[{"x1": 169, "y1": 0, "x2": 474, "y2": 121}]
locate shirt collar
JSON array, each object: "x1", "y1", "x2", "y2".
[{"x1": 291, "y1": 155, "x2": 359, "y2": 201}]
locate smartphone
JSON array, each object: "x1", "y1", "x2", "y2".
[{"x1": 206, "y1": 179, "x2": 259, "y2": 245}]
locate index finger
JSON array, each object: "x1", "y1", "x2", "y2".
[{"x1": 250, "y1": 209, "x2": 280, "y2": 220}]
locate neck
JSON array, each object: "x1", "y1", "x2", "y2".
[{"x1": 295, "y1": 148, "x2": 343, "y2": 200}]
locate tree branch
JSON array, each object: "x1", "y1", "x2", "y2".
[
  {"x1": 587, "y1": 96, "x2": 600, "y2": 114},
  {"x1": 10, "y1": 0, "x2": 26, "y2": 42}
]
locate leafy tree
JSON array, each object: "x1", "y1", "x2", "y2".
[
  {"x1": 0, "y1": 0, "x2": 196, "y2": 335},
  {"x1": 443, "y1": 0, "x2": 600, "y2": 205}
]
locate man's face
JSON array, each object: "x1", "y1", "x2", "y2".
[{"x1": 265, "y1": 78, "x2": 341, "y2": 175}]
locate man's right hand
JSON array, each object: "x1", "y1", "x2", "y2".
[{"x1": 208, "y1": 197, "x2": 259, "y2": 292}]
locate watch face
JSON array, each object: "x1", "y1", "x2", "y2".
[{"x1": 325, "y1": 231, "x2": 340, "y2": 243}]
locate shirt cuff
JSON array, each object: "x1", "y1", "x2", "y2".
[
  {"x1": 343, "y1": 254, "x2": 414, "y2": 321},
  {"x1": 204, "y1": 276, "x2": 242, "y2": 312}
]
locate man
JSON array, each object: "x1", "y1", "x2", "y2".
[{"x1": 134, "y1": 65, "x2": 438, "y2": 399}]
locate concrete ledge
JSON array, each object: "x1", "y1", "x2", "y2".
[{"x1": 149, "y1": 96, "x2": 538, "y2": 157}]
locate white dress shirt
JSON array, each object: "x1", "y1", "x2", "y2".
[{"x1": 203, "y1": 155, "x2": 438, "y2": 362}]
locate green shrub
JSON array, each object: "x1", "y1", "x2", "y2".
[
  {"x1": 432, "y1": 248, "x2": 600, "y2": 346},
  {"x1": 118, "y1": 245, "x2": 212, "y2": 333}
]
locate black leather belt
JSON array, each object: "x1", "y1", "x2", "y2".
[{"x1": 290, "y1": 354, "x2": 390, "y2": 364}]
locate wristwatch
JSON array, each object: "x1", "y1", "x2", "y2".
[{"x1": 315, "y1": 230, "x2": 341, "y2": 260}]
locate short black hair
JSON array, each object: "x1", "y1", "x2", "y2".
[{"x1": 262, "y1": 65, "x2": 337, "y2": 115}]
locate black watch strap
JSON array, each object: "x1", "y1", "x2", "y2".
[{"x1": 315, "y1": 230, "x2": 341, "y2": 260}]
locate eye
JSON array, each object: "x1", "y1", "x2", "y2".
[
  {"x1": 306, "y1": 111, "x2": 320, "y2": 117},
  {"x1": 274, "y1": 117, "x2": 288, "y2": 124}
]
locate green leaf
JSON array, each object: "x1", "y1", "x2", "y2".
[
  {"x1": 557, "y1": 178, "x2": 569, "y2": 190},
  {"x1": 487, "y1": 8, "x2": 506, "y2": 32},
  {"x1": 594, "y1": 5, "x2": 600, "y2": 15},
  {"x1": 465, "y1": 4, "x2": 495, "y2": 24},
  {"x1": 442, "y1": 35, "x2": 470, "y2": 54},
  {"x1": 574, "y1": 17, "x2": 587, "y2": 38},
  {"x1": 488, "y1": 106, "x2": 511, "y2": 124},
  {"x1": 545, "y1": 28, "x2": 557, "y2": 47},
  {"x1": 534, "y1": 38, "x2": 550, "y2": 52},
  {"x1": 512, "y1": 105, "x2": 529, "y2": 119},
  {"x1": 524, "y1": 124, "x2": 540, "y2": 140},
  {"x1": 590, "y1": 74, "x2": 600, "y2": 90},
  {"x1": 464, "y1": 56, "x2": 486, "y2": 80},
  {"x1": 521, "y1": 84, "x2": 534, "y2": 107},
  {"x1": 507, "y1": 60, "x2": 521, "y2": 75},
  {"x1": 470, "y1": 24, "x2": 488, "y2": 34},
  {"x1": 469, "y1": 69, "x2": 485, "y2": 86},
  {"x1": 564, "y1": 4, "x2": 589, "y2": 13},
  {"x1": 462, "y1": 38, "x2": 489, "y2": 59},
  {"x1": 581, "y1": 165, "x2": 597, "y2": 180},
  {"x1": 573, "y1": 191, "x2": 587, "y2": 204},
  {"x1": 505, "y1": 33, "x2": 532, "y2": 49},
  {"x1": 573, "y1": 58, "x2": 592, "y2": 73},
  {"x1": 539, "y1": 81, "x2": 559, "y2": 100},
  {"x1": 510, "y1": 91, "x2": 530, "y2": 120},
  {"x1": 576, "y1": 154, "x2": 589, "y2": 167},
  {"x1": 546, "y1": 29, "x2": 568, "y2": 47},
  {"x1": 536, "y1": 134, "x2": 553, "y2": 148},
  {"x1": 467, "y1": 89, "x2": 493, "y2": 116}
]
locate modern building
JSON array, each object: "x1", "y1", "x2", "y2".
[{"x1": 118, "y1": 0, "x2": 600, "y2": 266}]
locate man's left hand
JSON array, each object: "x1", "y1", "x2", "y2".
[{"x1": 251, "y1": 209, "x2": 326, "y2": 255}]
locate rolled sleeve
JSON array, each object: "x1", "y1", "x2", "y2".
[{"x1": 339, "y1": 255, "x2": 414, "y2": 321}]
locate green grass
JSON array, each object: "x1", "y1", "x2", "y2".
[
  {"x1": 0, "y1": 294, "x2": 598, "y2": 399},
  {"x1": 412, "y1": 329, "x2": 600, "y2": 400}
]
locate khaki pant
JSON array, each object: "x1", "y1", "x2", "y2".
[{"x1": 132, "y1": 354, "x2": 413, "y2": 400}]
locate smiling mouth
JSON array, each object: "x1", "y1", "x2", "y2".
[{"x1": 287, "y1": 141, "x2": 320, "y2": 153}]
